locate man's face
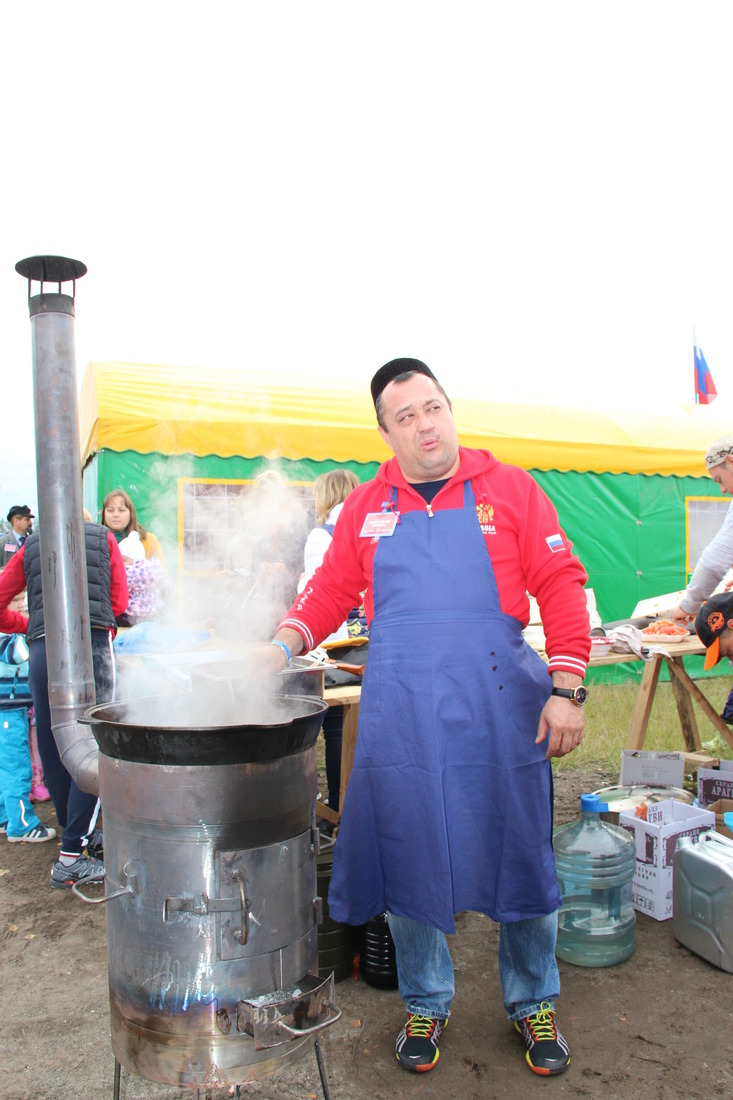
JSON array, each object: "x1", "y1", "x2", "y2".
[
  {"x1": 11, "y1": 515, "x2": 31, "y2": 535},
  {"x1": 718, "y1": 627, "x2": 733, "y2": 663},
  {"x1": 377, "y1": 374, "x2": 460, "y2": 483},
  {"x1": 709, "y1": 455, "x2": 733, "y2": 495}
]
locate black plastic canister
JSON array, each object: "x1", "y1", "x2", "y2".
[
  {"x1": 317, "y1": 836, "x2": 354, "y2": 983},
  {"x1": 358, "y1": 913, "x2": 399, "y2": 990}
]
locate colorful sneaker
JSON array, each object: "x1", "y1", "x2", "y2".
[
  {"x1": 395, "y1": 1014, "x2": 446, "y2": 1072},
  {"x1": 51, "y1": 855, "x2": 106, "y2": 890},
  {"x1": 30, "y1": 782, "x2": 51, "y2": 802},
  {"x1": 0, "y1": 822, "x2": 7, "y2": 834},
  {"x1": 515, "y1": 1002, "x2": 570, "y2": 1076},
  {"x1": 7, "y1": 823, "x2": 57, "y2": 843}
]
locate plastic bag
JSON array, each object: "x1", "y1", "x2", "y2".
[{"x1": 114, "y1": 622, "x2": 212, "y2": 655}]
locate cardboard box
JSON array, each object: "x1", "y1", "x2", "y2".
[
  {"x1": 706, "y1": 798, "x2": 733, "y2": 841},
  {"x1": 697, "y1": 759, "x2": 733, "y2": 807},
  {"x1": 619, "y1": 800, "x2": 715, "y2": 921},
  {"x1": 619, "y1": 750, "x2": 685, "y2": 788}
]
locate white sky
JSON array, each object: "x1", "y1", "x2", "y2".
[{"x1": 2, "y1": 0, "x2": 733, "y2": 511}]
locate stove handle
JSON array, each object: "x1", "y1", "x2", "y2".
[
  {"x1": 273, "y1": 1006, "x2": 342, "y2": 1039},
  {"x1": 70, "y1": 883, "x2": 132, "y2": 905},
  {"x1": 230, "y1": 869, "x2": 250, "y2": 945},
  {"x1": 71, "y1": 861, "x2": 138, "y2": 905}
]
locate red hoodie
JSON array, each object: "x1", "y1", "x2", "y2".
[
  {"x1": 0, "y1": 531, "x2": 129, "y2": 637},
  {"x1": 280, "y1": 447, "x2": 590, "y2": 677}
]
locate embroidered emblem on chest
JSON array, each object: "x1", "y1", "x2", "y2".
[{"x1": 476, "y1": 501, "x2": 496, "y2": 535}]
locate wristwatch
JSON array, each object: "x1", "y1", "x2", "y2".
[{"x1": 551, "y1": 686, "x2": 588, "y2": 707}]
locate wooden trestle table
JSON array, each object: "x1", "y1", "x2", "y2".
[
  {"x1": 588, "y1": 633, "x2": 733, "y2": 764},
  {"x1": 315, "y1": 635, "x2": 733, "y2": 827}
]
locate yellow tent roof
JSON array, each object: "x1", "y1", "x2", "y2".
[{"x1": 79, "y1": 360, "x2": 732, "y2": 477}]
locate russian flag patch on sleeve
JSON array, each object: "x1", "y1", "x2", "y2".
[{"x1": 546, "y1": 534, "x2": 564, "y2": 553}]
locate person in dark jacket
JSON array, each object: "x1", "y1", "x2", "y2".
[{"x1": 0, "y1": 521, "x2": 128, "y2": 888}]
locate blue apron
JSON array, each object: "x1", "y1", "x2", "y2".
[{"x1": 328, "y1": 481, "x2": 561, "y2": 934}]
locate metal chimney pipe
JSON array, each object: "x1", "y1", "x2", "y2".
[{"x1": 15, "y1": 255, "x2": 100, "y2": 795}]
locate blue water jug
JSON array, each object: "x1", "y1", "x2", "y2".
[{"x1": 553, "y1": 793, "x2": 637, "y2": 967}]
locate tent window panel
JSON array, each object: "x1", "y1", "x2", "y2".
[
  {"x1": 686, "y1": 497, "x2": 729, "y2": 573},
  {"x1": 180, "y1": 478, "x2": 315, "y2": 573}
]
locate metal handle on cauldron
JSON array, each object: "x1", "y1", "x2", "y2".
[
  {"x1": 238, "y1": 972, "x2": 342, "y2": 1049},
  {"x1": 71, "y1": 882, "x2": 133, "y2": 905},
  {"x1": 269, "y1": 1006, "x2": 343, "y2": 1039},
  {"x1": 163, "y1": 870, "x2": 250, "y2": 943},
  {"x1": 70, "y1": 860, "x2": 137, "y2": 905},
  {"x1": 230, "y1": 868, "x2": 250, "y2": 944}
]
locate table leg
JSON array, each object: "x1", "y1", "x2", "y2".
[
  {"x1": 316, "y1": 802, "x2": 339, "y2": 826},
  {"x1": 338, "y1": 700, "x2": 359, "y2": 811},
  {"x1": 665, "y1": 658, "x2": 733, "y2": 753},
  {"x1": 665, "y1": 658, "x2": 702, "y2": 752},
  {"x1": 626, "y1": 656, "x2": 662, "y2": 749}
]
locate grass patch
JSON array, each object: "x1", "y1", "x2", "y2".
[
  {"x1": 555, "y1": 678, "x2": 733, "y2": 773},
  {"x1": 317, "y1": 679, "x2": 733, "y2": 788}
]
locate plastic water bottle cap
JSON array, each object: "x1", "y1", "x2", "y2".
[{"x1": 580, "y1": 793, "x2": 610, "y2": 813}]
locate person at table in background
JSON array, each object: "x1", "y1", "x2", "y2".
[
  {"x1": 2, "y1": 505, "x2": 34, "y2": 569},
  {"x1": 0, "y1": 515, "x2": 128, "y2": 888},
  {"x1": 672, "y1": 435, "x2": 733, "y2": 721},
  {"x1": 264, "y1": 358, "x2": 590, "y2": 1078},
  {"x1": 299, "y1": 468, "x2": 360, "y2": 816},
  {"x1": 102, "y1": 488, "x2": 166, "y2": 566}
]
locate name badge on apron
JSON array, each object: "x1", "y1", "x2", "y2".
[{"x1": 360, "y1": 512, "x2": 398, "y2": 538}]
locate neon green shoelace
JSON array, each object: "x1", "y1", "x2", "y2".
[
  {"x1": 526, "y1": 1002, "x2": 556, "y2": 1041},
  {"x1": 407, "y1": 1015, "x2": 438, "y2": 1037}
]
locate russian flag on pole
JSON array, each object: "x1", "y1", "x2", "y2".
[{"x1": 694, "y1": 346, "x2": 717, "y2": 404}]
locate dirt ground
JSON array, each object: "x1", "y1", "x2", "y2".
[{"x1": 2, "y1": 762, "x2": 732, "y2": 1100}]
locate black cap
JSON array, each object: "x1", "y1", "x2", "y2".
[
  {"x1": 370, "y1": 358, "x2": 438, "y2": 407},
  {"x1": 7, "y1": 505, "x2": 34, "y2": 522},
  {"x1": 695, "y1": 592, "x2": 733, "y2": 669}
]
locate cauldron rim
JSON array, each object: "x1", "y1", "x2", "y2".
[
  {"x1": 84, "y1": 692, "x2": 327, "y2": 732},
  {"x1": 84, "y1": 693, "x2": 328, "y2": 765}
]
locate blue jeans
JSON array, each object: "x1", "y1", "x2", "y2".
[{"x1": 387, "y1": 910, "x2": 560, "y2": 1022}]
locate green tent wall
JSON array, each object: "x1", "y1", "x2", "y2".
[
  {"x1": 83, "y1": 450, "x2": 721, "y2": 686},
  {"x1": 80, "y1": 362, "x2": 732, "y2": 687}
]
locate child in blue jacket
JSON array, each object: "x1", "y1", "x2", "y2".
[{"x1": 0, "y1": 633, "x2": 56, "y2": 843}]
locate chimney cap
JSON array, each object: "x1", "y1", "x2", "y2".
[{"x1": 15, "y1": 255, "x2": 87, "y2": 284}]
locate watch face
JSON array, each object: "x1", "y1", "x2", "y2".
[{"x1": 574, "y1": 686, "x2": 588, "y2": 706}]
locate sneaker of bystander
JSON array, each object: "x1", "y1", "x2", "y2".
[
  {"x1": 51, "y1": 855, "x2": 106, "y2": 890},
  {"x1": 7, "y1": 822, "x2": 57, "y2": 843}
]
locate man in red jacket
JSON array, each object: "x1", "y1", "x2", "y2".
[{"x1": 266, "y1": 359, "x2": 590, "y2": 1077}]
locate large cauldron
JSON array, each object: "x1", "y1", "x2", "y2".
[{"x1": 82, "y1": 694, "x2": 338, "y2": 1089}]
